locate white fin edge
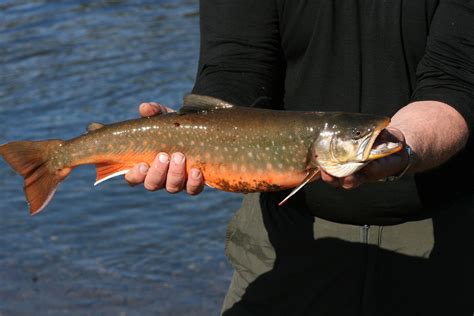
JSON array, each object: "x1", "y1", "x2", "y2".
[
  {"x1": 31, "y1": 187, "x2": 58, "y2": 215},
  {"x1": 94, "y1": 170, "x2": 130, "y2": 186},
  {"x1": 205, "y1": 182, "x2": 215, "y2": 189}
]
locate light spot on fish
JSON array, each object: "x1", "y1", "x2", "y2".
[
  {"x1": 248, "y1": 152, "x2": 253, "y2": 158},
  {"x1": 241, "y1": 165, "x2": 247, "y2": 172},
  {"x1": 266, "y1": 163, "x2": 273, "y2": 170}
]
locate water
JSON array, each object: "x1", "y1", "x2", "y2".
[{"x1": 0, "y1": 1, "x2": 240, "y2": 314}]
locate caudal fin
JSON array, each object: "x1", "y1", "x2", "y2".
[{"x1": 0, "y1": 140, "x2": 71, "y2": 215}]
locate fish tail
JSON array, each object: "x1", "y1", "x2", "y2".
[{"x1": 0, "y1": 140, "x2": 71, "y2": 215}]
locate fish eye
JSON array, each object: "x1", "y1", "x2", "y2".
[{"x1": 351, "y1": 128, "x2": 362, "y2": 140}]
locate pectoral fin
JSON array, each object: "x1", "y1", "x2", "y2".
[{"x1": 278, "y1": 168, "x2": 320, "y2": 206}]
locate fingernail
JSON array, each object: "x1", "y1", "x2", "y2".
[
  {"x1": 172, "y1": 153, "x2": 184, "y2": 164},
  {"x1": 158, "y1": 153, "x2": 169, "y2": 163},
  {"x1": 139, "y1": 163, "x2": 149, "y2": 174},
  {"x1": 191, "y1": 169, "x2": 200, "y2": 179}
]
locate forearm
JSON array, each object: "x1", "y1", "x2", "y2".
[{"x1": 390, "y1": 101, "x2": 469, "y2": 174}]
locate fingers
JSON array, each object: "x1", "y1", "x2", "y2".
[
  {"x1": 125, "y1": 163, "x2": 149, "y2": 186},
  {"x1": 139, "y1": 102, "x2": 175, "y2": 117},
  {"x1": 166, "y1": 153, "x2": 186, "y2": 193},
  {"x1": 320, "y1": 170, "x2": 366, "y2": 190},
  {"x1": 125, "y1": 152, "x2": 205, "y2": 195},
  {"x1": 320, "y1": 171, "x2": 341, "y2": 187},
  {"x1": 186, "y1": 169, "x2": 205, "y2": 195},
  {"x1": 361, "y1": 149, "x2": 408, "y2": 182},
  {"x1": 143, "y1": 153, "x2": 169, "y2": 191}
]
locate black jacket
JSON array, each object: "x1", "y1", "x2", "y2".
[{"x1": 192, "y1": 0, "x2": 474, "y2": 224}]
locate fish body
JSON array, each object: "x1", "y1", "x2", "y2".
[{"x1": 0, "y1": 95, "x2": 402, "y2": 214}]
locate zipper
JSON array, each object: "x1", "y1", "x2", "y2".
[
  {"x1": 359, "y1": 224, "x2": 371, "y2": 316},
  {"x1": 361, "y1": 224, "x2": 370, "y2": 244}
]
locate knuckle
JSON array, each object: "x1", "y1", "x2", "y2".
[
  {"x1": 150, "y1": 167, "x2": 167, "y2": 179},
  {"x1": 188, "y1": 185, "x2": 203, "y2": 196},
  {"x1": 168, "y1": 169, "x2": 185, "y2": 179},
  {"x1": 144, "y1": 183, "x2": 158, "y2": 191},
  {"x1": 166, "y1": 185, "x2": 182, "y2": 194},
  {"x1": 125, "y1": 174, "x2": 139, "y2": 185}
]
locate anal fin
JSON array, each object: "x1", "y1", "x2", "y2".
[
  {"x1": 278, "y1": 168, "x2": 320, "y2": 206},
  {"x1": 94, "y1": 162, "x2": 134, "y2": 186}
]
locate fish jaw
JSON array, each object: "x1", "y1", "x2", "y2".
[
  {"x1": 365, "y1": 125, "x2": 404, "y2": 161},
  {"x1": 358, "y1": 117, "x2": 390, "y2": 161},
  {"x1": 315, "y1": 116, "x2": 403, "y2": 177},
  {"x1": 367, "y1": 141, "x2": 403, "y2": 160}
]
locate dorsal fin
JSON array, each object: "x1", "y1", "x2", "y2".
[
  {"x1": 87, "y1": 122, "x2": 105, "y2": 132},
  {"x1": 179, "y1": 94, "x2": 234, "y2": 114}
]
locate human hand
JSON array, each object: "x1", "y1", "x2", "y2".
[
  {"x1": 124, "y1": 102, "x2": 205, "y2": 195},
  {"x1": 320, "y1": 127, "x2": 411, "y2": 189}
]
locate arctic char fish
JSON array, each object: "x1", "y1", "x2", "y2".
[{"x1": 0, "y1": 94, "x2": 402, "y2": 214}]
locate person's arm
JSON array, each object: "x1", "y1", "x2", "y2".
[
  {"x1": 326, "y1": 0, "x2": 474, "y2": 189},
  {"x1": 125, "y1": 0, "x2": 283, "y2": 193}
]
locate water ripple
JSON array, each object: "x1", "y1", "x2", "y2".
[{"x1": 0, "y1": 1, "x2": 238, "y2": 314}]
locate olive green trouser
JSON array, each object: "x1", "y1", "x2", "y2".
[{"x1": 221, "y1": 193, "x2": 474, "y2": 316}]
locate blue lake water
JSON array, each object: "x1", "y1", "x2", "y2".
[{"x1": 0, "y1": 1, "x2": 240, "y2": 314}]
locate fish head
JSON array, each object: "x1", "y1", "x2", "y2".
[{"x1": 312, "y1": 113, "x2": 403, "y2": 177}]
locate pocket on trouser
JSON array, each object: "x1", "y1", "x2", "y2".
[{"x1": 224, "y1": 193, "x2": 276, "y2": 283}]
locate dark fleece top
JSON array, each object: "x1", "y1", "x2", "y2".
[{"x1": 192, "y1": 0, "x2": 474, "y2": 225}]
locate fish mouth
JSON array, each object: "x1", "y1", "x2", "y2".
[{"x1": 362, "y1": 118, "x2": 404, "y2": 161}]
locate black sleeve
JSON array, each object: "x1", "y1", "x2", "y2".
[
  {"x1": 191, "y1": 0, "x2": 284, "y2": 107},
  {"x1": 411, "y1": 0, "x2": 474, "y2": 149}
]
